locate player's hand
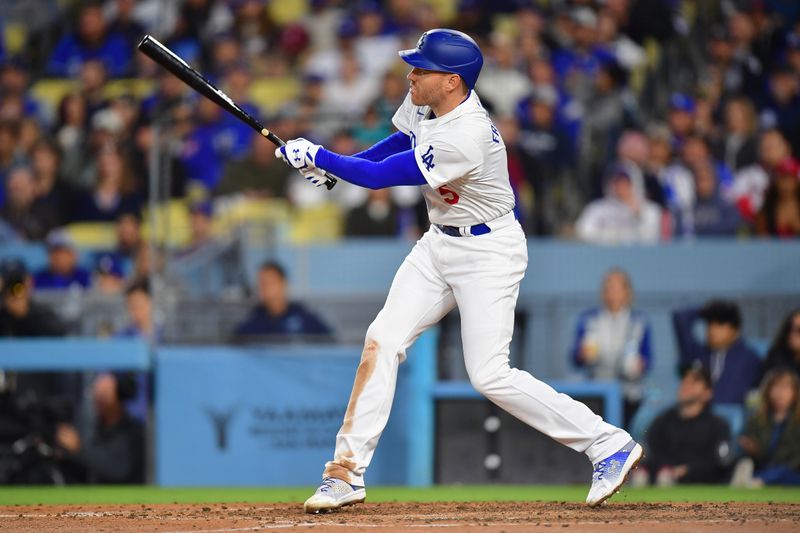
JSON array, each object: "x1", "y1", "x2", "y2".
[
  {"x1": 275, "y1": 138, "x2": 321, "y2": 170},
  {"x1": 300, "y1": 166, "x2": 330, "y2": 188}
]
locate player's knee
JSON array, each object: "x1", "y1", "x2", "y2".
[{"x1": 467, "y1": 361, "x2": 513, "y2": 397}]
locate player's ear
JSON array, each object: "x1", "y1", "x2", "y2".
[{"x1": 446, "y1": 73, "x2": 462, "y2": 94}]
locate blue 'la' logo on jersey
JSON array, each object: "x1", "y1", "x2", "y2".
[{"x1": 421, "y1": 145, "x2": 435, "y2": 171}]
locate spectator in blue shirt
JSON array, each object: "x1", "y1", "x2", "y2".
[
  {"x1": 673, "y1": 300, "x2": 763, "y2": 406},
  {"x1": 234, "y1": 261, "x2": 333, "y2": 342},
  {"x1": 179, "y1": 98, "x2": 246, "y2": 192},
  {"x1": 572, "y1": 268, "x2": 652, "y2": 428},
  {"x1": 33, "y1": 230, "x2": 91, "y2": 290},
  {"x1": 47, "y1": 3, "x2": 132, "y2": 78},
  {"x1": 674, "y1": 160, "x2": 742, "y2": 237}
]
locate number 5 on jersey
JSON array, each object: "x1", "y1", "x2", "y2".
[{"x1": 438, "y1": 185, "x2": 459, "y2": 205}]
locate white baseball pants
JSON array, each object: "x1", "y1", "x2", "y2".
[{"x1": 324, "y1": 218, "x2": 631, "y2": 486}]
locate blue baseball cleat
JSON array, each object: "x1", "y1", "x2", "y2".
[
  {"x1": 586, "y1": 439, "x2": 644, "y2": 507},
  {"x1": 304, "y1": 477, "x2": 366, "y2": 514}
]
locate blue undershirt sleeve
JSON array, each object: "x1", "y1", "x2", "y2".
[
  {"x1": 353, "y1": 131, "x2": 412, "y2": 162},
  {"x1": 315, "y1": 148, "x2": 426, "y2": 189}
]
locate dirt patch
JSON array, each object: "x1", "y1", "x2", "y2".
[{"x1": 1, "y1": 501, "x2": 798, "y2": 532}]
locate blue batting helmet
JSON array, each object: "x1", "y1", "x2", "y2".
[{"x1": 399, "y1": 29, "x2": 483, "y2": 89}]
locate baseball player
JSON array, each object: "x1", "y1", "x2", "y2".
[{"x1": 276, "y1": 29, "x2": 643, "y2": 513}]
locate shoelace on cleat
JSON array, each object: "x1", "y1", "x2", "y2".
[
  {"x1": 319, "y1": 478, "x2": 338, "y2": 493},
  {"x1": 592, "y1": 461, "x2": 607, "y2": 482}
]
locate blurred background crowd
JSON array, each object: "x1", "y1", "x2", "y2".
[
  {"x1": 0, "y1": 0, "x2": 798, "y2": 248},
  {"x1": 0, "y1": 0, "x2": 799, "y2": 488}
]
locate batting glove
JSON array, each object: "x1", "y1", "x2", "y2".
[
  {"x1": 300, "y1": 166, "x2": 330, "y2": 188},
  {"x1": 275, "y1": 138, "x2": 321, "y2": 170}
]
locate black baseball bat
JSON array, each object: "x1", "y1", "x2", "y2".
[{"x1": 137, "y1": 34, "x2": 337, "y2": 190}]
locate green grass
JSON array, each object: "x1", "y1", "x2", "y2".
[{"x1": 1, "y1": 485, "x2": 799, "y2": 506}]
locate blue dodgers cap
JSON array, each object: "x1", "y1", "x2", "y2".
[
  {"x1": 399, "y1": 28, "x2": 484, "y2": 89},
  {"x1": 46, "y1": 229, "x2": 76, "y2": 250},
  {"x1": 189, "y1": 200, "x2": 214, "y2": 218},
  {"x1": 669, "y1": 92, "x2": 696, "y2": 113},
  {"x1": 94, "y1": 252, "x2": 124, "y2": 277}
]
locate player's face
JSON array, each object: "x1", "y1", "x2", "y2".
[{"x1": 407, "y1": 67, "x2": 450, "y2": 107}]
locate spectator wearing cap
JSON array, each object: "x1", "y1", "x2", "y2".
[
  {"x1": 92, "y1": 252, "x2": 126, "y2": 295},
  {"x1": 34, "y1": 230, "x2": 91, "y2": 291},
  {"x1": 634, "y1": 365, "x2": 732, "y2": 486},
  {"x1": 1, "y1": 165, "x2": 61, "y2": 241},
  {"x1": 673, "y1": 300, "x2": 763, "y2": 406},
  {"x1": 0, "y1": 258, "x2": 67, "y2": 337},
  {"x1": 755, "y1": 157, "x2": 800, "y2": 237},
  {"x1": 667, "y1": 93, "x2": 696, "y2": 151},
  {"x1": 575, "y1": 165, "x2": 663, "y2": 244},
  {"x1": 46, "y1": 3, "x2": 133, "y2": 78}
]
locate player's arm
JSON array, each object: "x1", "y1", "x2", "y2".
[{"x1": 276, "y1": 138, "x2": 425, "y2": 189}]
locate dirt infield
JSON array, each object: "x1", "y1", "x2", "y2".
[{"x1": 1, "y1": 501, "x2": 798, "y2": 532}]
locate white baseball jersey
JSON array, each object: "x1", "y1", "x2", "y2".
[{"x1": 392, "y1": 91, "x2": 516, "y2": 226}]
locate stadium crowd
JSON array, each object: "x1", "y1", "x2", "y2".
[
  {"x1": 0, "y1": 0, "x2": 798, "y2": 249},
  {"x1": 1, "y1": 0, "x2": 799, "y2": 486}
]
